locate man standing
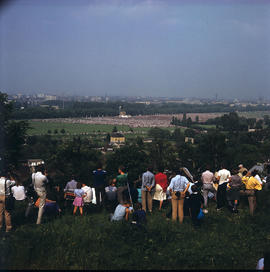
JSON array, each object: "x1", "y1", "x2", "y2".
[
  {"x1": 167, "y1": 168, "x2": 190, "y2": 223},
  {"x1": 93, "y1": 163, "x2": 107, "y2": 208},
  {"x1": 201, "y1": 167, "x2": 216, "y2": 213},
  {"x1": 32, "y1": 165, "x2": 48, "y2": 224},
  {"x1": 141, "y1": 166, "x2": 155, "y2": 213},
  {"x1": 238, "y1": 164, "x2": 248, "y2": 178},
  {"x1": 114, "y1": 166, "x2": 128, "y2": 205},
  {"x1": 216, "y1": 165, "x2": 231, "y2": 211},
  {"x1": 0, "y1": 170, "x2": 15, "y2": 232}
]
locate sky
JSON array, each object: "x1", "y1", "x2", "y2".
[{"x1": 0, "y1": 0, "x2": 270, "y2": 99}]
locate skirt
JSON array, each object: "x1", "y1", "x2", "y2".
[
  {"x1": 73, "y1": 197, "x2": 84, "y2": 207},
  {"x1": 153, "y1": 184, "x2": 166, "y2": 201}
]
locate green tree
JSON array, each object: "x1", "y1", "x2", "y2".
[{"x1": 60, "y1": 128, "x2": 65, "y2": 134}]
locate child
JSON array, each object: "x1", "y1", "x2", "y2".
[
  {"x1": 73, "y1": 182, "x2": 86, "y2": 216},
  {"x1": 189, "y1": 185, "x2": 204, "y2": 227},
  {"x1": 132, "y1": 202, "x2": 146, "y2": 226},
  {"x1": 110, "y1": 201, "x2": 133, "y2": 222}
]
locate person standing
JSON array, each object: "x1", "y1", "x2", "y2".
[
  {"x1": 216, "y1": 165, "x2": 231, "y2": 211},
  {"x1": 93, "y1": 164, "x2": 107, "y2": 208},
  {"x1": 141, "y1": 166, "x2": 155, "y2": 213},
  {"x1": 114, "y1": 166, "x2": 128, "y2": 205},
  {"x1": 73, "y1": 182, "x2": 86, "y2": 216},
  {"x1": 238, "y1": 164, "x2": 248, "y2": 178},
  {"x1": 226, "y1": 169, "x2": 243, "y2": 213},
  {"x1": 153, "y1": 167, "x2": 168, "y2": 210},
  {"x1": 201, "y1": 167, "x2": 216, "y2": 213},
  {"x1": 167, "y1": 168, "x2": 190, "y2": 223},
  {"x1": 0, "y1": 170, "x2": 15, "y2": 232},
  {"x1": 32, "y1": 165, "x2": 48, "y2": 224}
]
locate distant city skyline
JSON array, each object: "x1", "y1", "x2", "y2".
[{"x1": 0, "y1": 0, "x2": 270, "y2": 99}]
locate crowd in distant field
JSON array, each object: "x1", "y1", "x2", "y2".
[{"x1": 1, "y1": 162, "x2": 270, "y2": 269}]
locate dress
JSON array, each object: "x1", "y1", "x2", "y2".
[
  {"x1": 153, "y1": 172, "x2": 168, "y2": 201},
  {"x1": 73, "y1": 189, "x2": 85, "y2": 207}
]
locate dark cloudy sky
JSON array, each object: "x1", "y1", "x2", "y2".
[{"x1": 0, "y1": 0, "x2": 269, "y2": 99}]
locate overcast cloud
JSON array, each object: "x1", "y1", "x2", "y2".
[{"x1": 0, "y1": 0, "x2": 269, "y2": 99}]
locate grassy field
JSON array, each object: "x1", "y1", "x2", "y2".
[
  {"x1": 1, "y1": 191, "x2": 270, "y2": 270},
  {"x1": 26, "y1": 121, "x2": 175, "y2": 137},
  {"x1": 238, "y1": 111, "x2": 270, "y2": 119}
]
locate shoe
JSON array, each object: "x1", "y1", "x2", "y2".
[{"x1": 203, "y1": 209, "x2": 208, "y2": 214}]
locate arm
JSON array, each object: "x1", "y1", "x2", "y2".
[{"x1": 125, "y1": 208, "x2": 130, "y2": 221}]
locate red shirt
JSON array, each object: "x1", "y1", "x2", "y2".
[{"x1": 155, "y1": 172, "x2": 168, "y2": 192}]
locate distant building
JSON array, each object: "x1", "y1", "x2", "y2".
[
  {"x1": 110, "y1": 133, "x2": 125, "y2": 144},
  {"x1": 27, "y1": 159, "x2": 45, "y2": 173}
]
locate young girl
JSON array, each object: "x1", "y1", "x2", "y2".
[{"x1": 73, "y1": 182, "x2": 86, "y2": 215}]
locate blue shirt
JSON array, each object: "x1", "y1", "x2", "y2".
[
  {"x1": 168, "y1": 175, "x2": 189, "y2": 192},
  {"x1": 74, "y1": 189, "x2": 84, "y2": 197},
  {"x1": 93, "y1": 169, "x2": 107, "y2": 187},
  {"x1": 141, "y1": 171, "x2": 155, "y2": 191},
  {"x1": 111, "y1": 204, "x2": 133, "y2": 221}
]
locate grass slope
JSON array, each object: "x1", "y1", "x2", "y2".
[{"x1": 1, "y1": 192, "x2": 270, "y2": 270}]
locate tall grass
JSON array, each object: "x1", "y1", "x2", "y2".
[{"x1": 1, "y1": 193, "x2": 269, "y2": 270}]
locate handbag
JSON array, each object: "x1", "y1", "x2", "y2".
[
  {"x1": 197, "y1": 208, "x2": 205, "y2": 220},
  {"x1": 5, "y1": 179, "x2": 15, "y2": 211}
]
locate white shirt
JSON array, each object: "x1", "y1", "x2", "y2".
[
  {"x1": 255, "y1": 174, "x2": 263, "y2": 185},
  {"x1": 12, "y1": 185, "x2": 26, "y2": 200},
  {"x1": 32, "y1": 172, "x2": 48, "y2": 192},
  {"x1": 256, "y1": 258, "x2": 264, "y2": 270},
  {"x1": 217, "y1": 169, "x2": 231, "y2": 185},
  {"x1": 82, "y1": 185, "x2": 93, "y2": 203},
  {"x1": 0, "y1": 177, "x2": 15, "y2": 196}
]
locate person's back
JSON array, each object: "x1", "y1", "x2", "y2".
[
  {"x1": 93, "y1": 168, "x2": 107, "y2": 187},
  {"x1": 132, "y1": 203, "x2": 146, "y2": 225},
  {"x1": 82, "y1": 184, "x2": 93, "y2": 203},
  {"x1": 32, "y1": 171, "x2": 48, "y2": 192},
  {"x1": 111, "y1": 202, "x2": 133, "y2": 221},
  {"x1": 64, "y1": 178, "x2": 77, "y2": 192},
  {"x1": 12, "y1": 184, "x2": 26, "y2": 201},
  {"x1": 218, "y1": 168, "x2": 231, "y2": 185},
  {"x1": 201, "y1": 170, "x2": 214, "y2": 184}
]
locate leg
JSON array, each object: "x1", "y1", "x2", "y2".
[
  {"x1": 117, "y1": 187, "x2": 125, "y2": 204},
  {"x1": 248, "y1": 196, "x2": 255, "y2": 216},
  {"x1": 141, "y1": 190, "x2": 147, "y2": 212},
  {"x1": 178, "y1": 198, "x2": 184, "y2": 223},
  {"x1": 171, "y1": 193, "x2": 178, "y2": 221},
  {"x1": 95, "y1": 187, "x2": 101, "y2": 206},
  {"x1": 73, "y1": 206, "x2": 78, "y2": 215},
  {"x1": 202, "y1": 184, "x2": 209, "y2": 208},
  {"x1": 159, "y1": 200, "x2": 163, "y2": 210},
  {"x1": 147, "y1": 191, "x2": 153, "y2": 212},
  {"x1": 0, "y1": 195, "x2": 4, "y2": 230},
  {"x1": 79, "y1": 207, "x2": 83, "y2": 215},
  {"x1": 4, "y1": 209, "x2": 12, "y2": 232},
  {"x1": 36, "y1": 191, "x2": 46, "y2": 225}
]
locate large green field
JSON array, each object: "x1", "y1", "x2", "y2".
[
  {"x1": 27, "y1": 121, "x2": 175, "y2": 137},
  {"x1": 1, "y1": 191, "x2": 270, "y2": 270}
]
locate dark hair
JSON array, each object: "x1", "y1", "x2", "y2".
[
  {"x1": 242, "y1": 170, "x2": 248, "y2": 176},
  {"x1": 251, "y1": 170, "x2": 258, "y2": 177},
  {"x1": 135, "y1": 202, "x2": 142, "y2": 210},
  {"x1": 191, "y1": 185, "x2": 199, "y2": 193},
  {"x1": 36, "y1": 164, "x2": 45, "y2": 173},
  {"x1": 157, "y1": 166, "x2": 164, "y2": 173},
  {"x1": 119, "y1": 165, "x2": 126, "y2": 173},
  {"x1": 96, "y1": 162, "x2": 103, "y2": 169},
  {"x1": 76, "y1": 182, "x2": 82, "y2": 189},
  {"x1": 232, "y1": 169, "x2": 238, "y2": 175}
]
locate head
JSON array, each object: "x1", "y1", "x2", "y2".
[
  {"x1": 0, "y1": 169, "x2": 7, "y2": 178},
  {"x1": 232, "y1": 169, "x2": 238, "y2": 175},
  {"x1": 135, "y1": 202, "x2": 142, "y2": 210},
  {"x1": 191, "y1": 185, "x2": 199, "y2": 193},
  {"x1": 251, "y1": 170, "x2": 258, "y2": 177},
  {"x1": 76, "y1": 182, "x2": 82, "y2": 189},
  {"x1": 118, "y1": 165, "x2": 126, "y2": 174},
  {"x1": 96, "y1": 162, "x2": 103, "y2": 170},
  {"x1": 36, "y1": 164, "x2": 45, "y2": 174},
  {"x1": 147, "y1": 165, "x2": 153, "y2": 173},
  {"x1": 157, "y1": 166, "x2": 164, "y2": 173},
  {"x1": 238, "y1": 164, "x2": 243, "y2": 169},
  {"x1": 123, "y1": 200, "x2": 131, "y2": 207}
]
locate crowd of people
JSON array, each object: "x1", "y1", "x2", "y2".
[
  {"x1": 1, "y1": 161, "x2": 270, "y2": 232},
  {"x1": 1, "y1": 162, "x2": 270, "y2": 269}
]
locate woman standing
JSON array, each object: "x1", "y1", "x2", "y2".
[{"x1": 153, "y1": 167, "x2": 168, "y2": 210}]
